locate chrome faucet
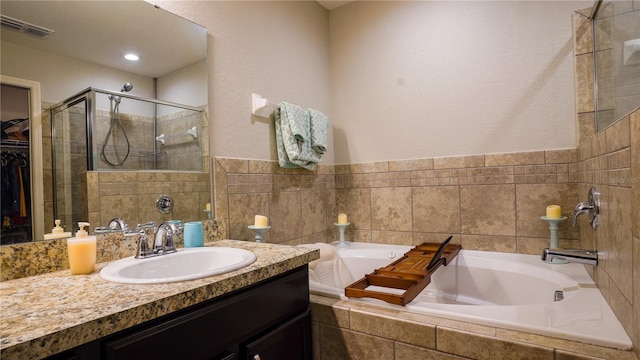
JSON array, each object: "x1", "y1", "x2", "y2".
[
  {"x1": 95, "y1": 217, "x2": 129, "y2": 233},
  {"x1": 152, "y1": 220, "x2": 182, "y2": 255},
  {"x1": 572, "y1": 187, "x2": 600, "y2": 229},
  {"x1": 124, "y1": 221, "x2": 182, "y2": 259},
  {"x1": 108, "y1": 217, "x2": 128, "y2": 231},
  {"x1": 541, "y1": 248, "x2": 598, "y2": 266}
]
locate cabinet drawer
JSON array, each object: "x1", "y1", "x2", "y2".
[{"x1": 244, "y1": 309, "x2": 312, "y2": 360}]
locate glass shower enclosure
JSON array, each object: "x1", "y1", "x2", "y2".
[{"x1": 50, "y1": 87, "x2": 205, "y2": 228}]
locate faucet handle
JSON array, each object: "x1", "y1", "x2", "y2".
[
  {"x1": 135, "y1": 220, "x2": 155, "y2": 230},
  {"x1": 163, "y1": 221, "x2": 182, "y2": 252},
  {"x1": 108, "y1": 217, "x2": 128, "y2": 231},
  {"x1": 572, "y1": 202, "x2": 590, "y2": 227},
  {"x1": 125, "y1": 230, "x2": 152, "y2": 258},
  {"x1": 164, "y1": 235, "x2": 177, "y2": 253},
  {"x1": 155, "y1": 221, "x2": 181, "y2": 254},
  {"x1": 572, "y1": 187, "x2": 601, "y2": 229}
]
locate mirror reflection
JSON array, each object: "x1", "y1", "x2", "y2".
[
  {"x1": 0, "y1": 1, "x2": 209, "y2": 244},
  {"x1": 592, "y1": 0, "x2": 640, "y2": 131}
]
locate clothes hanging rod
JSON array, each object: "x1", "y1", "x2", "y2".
[{"x1": 0, "y1": 140, "x2": 29, "y2": 149}]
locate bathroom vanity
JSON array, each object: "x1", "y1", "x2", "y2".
[{"x1": 0, "y1": 240, "x2": 318, "y2": 360}]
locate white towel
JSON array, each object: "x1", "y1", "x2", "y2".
[{"x1": 299, "y1": 243, "x2": 354, "y2": 288}]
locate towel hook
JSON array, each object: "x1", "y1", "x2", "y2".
[{"x1": 251, "y1": 93, "x2": 277, "y2": 118}]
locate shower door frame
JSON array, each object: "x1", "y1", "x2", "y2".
[
  {"x1": 50, "y1": 87, "x2": 205, "y2": 224},
  {"x1": 50, "y1": 91, "x2": 95, "y2": 228}
]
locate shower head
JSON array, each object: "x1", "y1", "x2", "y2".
[{"x1": 121, "y1": 83, "x2": 133, "y2": 92}]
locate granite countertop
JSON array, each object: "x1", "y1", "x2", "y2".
[{"x1": 0, "y1": 240, "x2": 319, "y2": 360}]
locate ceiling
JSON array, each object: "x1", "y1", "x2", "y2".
[
  {"x1": 317, "y1": 1, "x2": 355, "y2": 10},
  {"x1": 0, "y1": 1, "x2": 206, "y2": 78},
  {"x1": 0, "y1": 0, "x2": 353, "y2": 78}
]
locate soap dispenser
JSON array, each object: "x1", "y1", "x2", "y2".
[
  {"x1": 44, "y1": 219, "x2": 72, "y2": 240},
  {"x1": 66, "y1": 222, "x2": 97, "y2": 275}
]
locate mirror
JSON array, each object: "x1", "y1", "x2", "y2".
[
  {"x1": 1, "y1": 1, "x2": 209, "y2": 243},
  {"x1": 592, "y1": 0, "x2": 640, "y2": 132}
]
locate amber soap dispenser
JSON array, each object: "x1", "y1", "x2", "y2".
[{"x1": 67, "y1": 222, "x2": 97, "y2": 274}]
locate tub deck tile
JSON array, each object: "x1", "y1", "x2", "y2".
[
  {"x1": 350, "y1": 308, "x2": 436, "y2": 349},
  {"x1": 437, "y1": 326, "x2": 554, "y2": 360},
  {"x1": 311, "y1": 298, "x2": 637, "y2": 360},
  {"x1": 496, "y1": 328, "x2": 637, "y2": 360}
]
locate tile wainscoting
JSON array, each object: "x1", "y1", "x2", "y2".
[{"x1": 214, "y1": 149, "x2": 579, "y2": 254}]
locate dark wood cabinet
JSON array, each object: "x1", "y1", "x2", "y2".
[
  {"x1": 244, "y1": 309, "x2": 312, "y2": 360},
  {"x1": 46, "y1": 266, "x2": 311, "y2": 360}
]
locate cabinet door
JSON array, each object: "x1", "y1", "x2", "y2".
[
  {"x1": 244, "y1": 309, "x2": 312, "y2": 360},
  {"x1": 103, "y1": 267, "x2": 309, "y2": 360},
  {"x1": 212, "y1": 351, "x2": 236, "y2": 360}
]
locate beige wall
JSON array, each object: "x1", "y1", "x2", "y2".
[
  {"x1": 153, "y1": 0, "x2": 333, "y2": 164},
  {"x1": 1, "y1": 41, "x2": 156, "y2": 104},
  {"x1": 159, "y1": 1, "x2": 592, "y2": 164},
  {"x1": 329, "y1": 1, "x2": 592, "y2": 163}
]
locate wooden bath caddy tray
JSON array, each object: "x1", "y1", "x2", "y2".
[{"x1": 344, "y1": 239, "x2": 461, "y2": 306}]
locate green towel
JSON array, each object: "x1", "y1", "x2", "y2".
[
  {"x1": 309, "y1": 108, "x2": 328, "y2": 154},
  {"x1": 275, "y1": 102, "x2": 321, "y2": 171}
]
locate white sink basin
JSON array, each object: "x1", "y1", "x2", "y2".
[{"x1": 100, "y1": 247, "x2": 256, "y2": 284}]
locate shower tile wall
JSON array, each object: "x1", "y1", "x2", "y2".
[
  {"x1": 94, "y1": 107, "x2": 206, "y2": 171},
  {"x1": 214, "y1": 150, "x2": 579, "y2": 254},
  {"x1": 94, "y1": 109, "x2": 155, "y2": 170},
  {"x1": 577, "y1": 108, "x2": 640, "y2": 358},
  {"x1": 574, "y1": 8, "x2": 640, "y2": 354},
  {"x1": 155, "y1": 108, "x2": 206, "y2": 171}
]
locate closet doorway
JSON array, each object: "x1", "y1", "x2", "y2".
[{"x1": 1, "y1": 76, "x2": 44, "y2": 243}]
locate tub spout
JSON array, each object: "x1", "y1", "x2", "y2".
[{"x1": 541, "y1": 248, "x2": 598, "y2": 266}]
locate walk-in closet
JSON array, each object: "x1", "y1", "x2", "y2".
[{"x1": 1, "y1": 83, "x2": 32, "y2": 244}]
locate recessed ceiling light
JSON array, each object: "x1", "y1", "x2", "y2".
[{"x1": 124, "y1": 53, "x2": 139, "y2": 61}]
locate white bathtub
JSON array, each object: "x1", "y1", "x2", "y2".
[{"x1": 308, "y1": 242, "x2": 632, "y2": 350}]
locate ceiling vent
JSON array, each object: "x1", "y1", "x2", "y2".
[{"x1": 1, "y1": 14, "x2": 55, "y2": 38}]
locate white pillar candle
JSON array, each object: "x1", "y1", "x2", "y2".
[
  {"x1": 254, "y1": 215, "x2": 268, "y2": 227},
  {"x1": 338, "y1": 213, "x2": 348, "y2": 224}
]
